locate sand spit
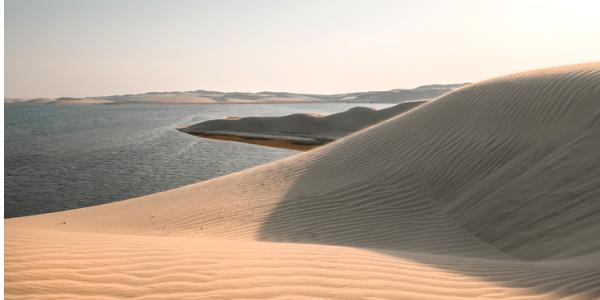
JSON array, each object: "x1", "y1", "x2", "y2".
[
  {"x1": 179, "y1": 101, "x2": 426, "y2": 150},
  {"x1": 5, "y1": 62, "x2": 600, "y2": 299}
]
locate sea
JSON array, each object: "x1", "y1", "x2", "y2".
[{"x1": 4, "y1": 103, "x2": 392, "y2": 218}]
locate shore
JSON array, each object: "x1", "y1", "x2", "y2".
[{"x1": 184, "y1": 131, "x2": 330, "y2": 151}]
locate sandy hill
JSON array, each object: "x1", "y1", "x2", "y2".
[
  {"x1": 4, "y1": 84, "x2": 465, "y2": 105},
  {"x1": 179, "y1": 100, "x2": 427, "y2": 150},
  {"x1": 5, "y1": 62, "x2": 600, "y2": 299}
]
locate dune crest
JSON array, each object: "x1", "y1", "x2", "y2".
[{"x1": 6, "y1": 62, "x2": 600, "y2": 299}]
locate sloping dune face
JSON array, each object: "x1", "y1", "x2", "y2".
[
  {"x1": 258, "y1": 62, "x2": 600, "y2": 260},
  {"x1": 5, "y1": 62, "x2": 600, "y2": 299}
]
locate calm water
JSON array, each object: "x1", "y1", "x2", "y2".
[{"x1": 5, "y1": 103, "x2": 391, "y2": 218}]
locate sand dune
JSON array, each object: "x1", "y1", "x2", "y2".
[
  {"x1": 179, "y1": 100, "x2": 426, "y2": 150},
  {"x1": 5, "y1": 62, "x2": 600, "y2": 299}
]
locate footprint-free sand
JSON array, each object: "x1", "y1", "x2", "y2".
[{"x1": 6, "y1": 62, "x2": 600, "y2": 299}]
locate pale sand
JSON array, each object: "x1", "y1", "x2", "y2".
[
  {"x1": 179, "y1": 100, "x2": 426, "y2": 150},
  {"x1": 5, "y1": 62, "x2": 600, "y2": 299}
]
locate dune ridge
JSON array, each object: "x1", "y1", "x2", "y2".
[{"x1": 5, "y1": 62, "x2": 600, "y2": 299}]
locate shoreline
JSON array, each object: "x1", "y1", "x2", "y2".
[{"x1": 183, "y1": 131, "x2": 332, "y2": 151}]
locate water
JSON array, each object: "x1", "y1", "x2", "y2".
[{"x1": 4, "y1": 103, "x2": 392, "y2": 218}]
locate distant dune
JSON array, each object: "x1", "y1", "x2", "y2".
[
  {"x1": 5, "y1": 63, "x2": 600, "y2": 299},
  {"x1": 4, "y1": 83, "x2": 466, "y2": 105},
  {"x1": 5, "y1": 97, "x2": 55, "y2": 104},
  {"x1": 179, "y1": 100, "x2": 427, "y2": 150}
]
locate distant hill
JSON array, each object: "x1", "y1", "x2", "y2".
[{"x1": 5, "y1": 83, "x2": 468, "y2": 105}]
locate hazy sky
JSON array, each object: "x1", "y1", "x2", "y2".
[{"x1": 5, "y1": 0, "x2": 600, "y2": 98}]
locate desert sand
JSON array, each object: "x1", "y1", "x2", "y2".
[
  {"x1": 5, "y1": 62, "x2": 600, "y2": 299},
  {"x1": 179, "y1": 100, "x2": 426, "y2": 150}
]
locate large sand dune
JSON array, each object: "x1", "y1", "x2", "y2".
[{"x1": 5, "y1": 62, "x2": 600, "y2": 299}]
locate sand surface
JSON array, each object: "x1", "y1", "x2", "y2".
[
  {"x1": 5, "y1": 62, "x2": 600, "y2": 299},
  {"x1": 179, "y1": 101, "x2": 426, "y2": 149}
]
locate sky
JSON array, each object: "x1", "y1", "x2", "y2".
[{"x1": 5, "y1": 0, "x2": 600, "y2": 98}]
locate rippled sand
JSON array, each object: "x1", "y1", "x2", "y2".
[{"x1": 6, "y1": 62, "x2": 600, "y2": 299}]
